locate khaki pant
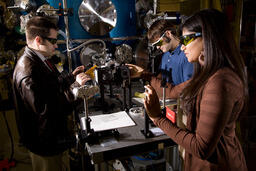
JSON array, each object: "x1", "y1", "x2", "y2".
[{"x1": 29, "y1": 150, "x2": 70, "y2": 171}]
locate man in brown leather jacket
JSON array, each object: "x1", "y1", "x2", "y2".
[{"x1": 12, "y1": 16, "x2": 89, "y2": 171}]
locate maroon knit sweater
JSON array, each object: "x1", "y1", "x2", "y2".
[{"x1": 153, "y1": 68, "x2": 247, "y2": 171}]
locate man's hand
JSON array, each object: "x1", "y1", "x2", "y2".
[
  {"x1": 144, "y1": 85, "x2": 162, "y2": 118},
  {"x1": 72, "y1": 65, "x2": 85, "y2": 76},
  {"x1": 126, "y1": 64, "x2": 144, "y2": 78},
  {"x1": 76, "y1": 73, "x2": 91, "y2": 85}
]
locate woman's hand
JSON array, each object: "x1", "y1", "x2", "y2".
[
  {"x1": 144, "y1": 85, "x2": 162, "y2": 118},
  {"x1": 126, "y1": 63, "x2": 144, "y2": 78}
]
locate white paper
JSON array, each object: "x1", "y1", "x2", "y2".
[{"x1": 90, "y1": 111, "x2": 136, "y2": 132}]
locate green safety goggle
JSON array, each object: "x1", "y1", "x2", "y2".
[
  {"x1": 151, "y1": 32, "x2": 166, "y2": 47},
  {"x1": 180, "y1": 32, "x2": 202, "y2": 46}
]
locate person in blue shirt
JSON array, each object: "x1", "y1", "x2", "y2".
[
  {"x1": 128, "y1": 19, "x2": 193, "y2": 98},
  {"x1": 148, "y1": 19, "x2": 193, "y2": 85},
  {"x1": 160, "y1": 46, "x2": 192, "y2": 85}
]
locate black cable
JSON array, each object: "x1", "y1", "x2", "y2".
[{"x1": 2, "y1": 110, "x2": 14, "y2": 161}]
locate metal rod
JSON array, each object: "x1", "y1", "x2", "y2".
[
  {"x1": 83, "y1": 98, "x2": 88, "y2": 119},
  {"x1": 57, "y1": 36, "x2": 143, "y2": 44},
  {"x1": 62, "y1": 0, "x2": 72, "y2": 72},
  {"x1": 163, "y1": 87, "x2": 166, "y2": 108},
  {"x1": 144, "y1": 109, "x2": 149, "y2": 134},
  {"x1": 83, "y1": 98, "x2": 91, "y2": 131},
  {"x1": 11, "y1": 36, "x2": 143, "y2": 46},
  {"x1": 122, "y1": 81, "x2": 127, "y2": 111},
  {"x1": 128, "y1": 82, "x2": 132, "y2": 109},
  {"x1": 153, "y1": 0, "x2": 157, "y2": 15}
]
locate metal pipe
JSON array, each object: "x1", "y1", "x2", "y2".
[
  {"x1": 163, "y1": 87, "x2": 166, "y2": 108},
  {"x1": 153, "y1": 0, "x2": 157, "y2": 15},
  {"x1": 56, "y1": 36, "x2": 143, "y2": 44},
  {"x1": 62, "y1": 0, "x2": 72, "y2": 72},
  {"x1": 83, "y1": 98, "x2": 91, "y2": 131},
  {"x1": 122, "y1": 81, "x2": 127, "y2": 111},
  {"x1": 239, "y1": 1, "x2": 243, "y2": 50},
  {"x1": 83, "y1": 98, "x2": 88, "y2": 119}
]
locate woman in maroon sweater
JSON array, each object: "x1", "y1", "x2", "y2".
[{"x1": 143, "y1": 9, "x2": 248, "y2": 171}]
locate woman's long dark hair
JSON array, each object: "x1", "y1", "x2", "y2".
[{"x1": 180, "y1": 9, "x2": 248, "y2": 115}]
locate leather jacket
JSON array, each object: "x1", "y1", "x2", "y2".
[{"x1": 13, "y1": 46, "x2": 75, "y2": 156}]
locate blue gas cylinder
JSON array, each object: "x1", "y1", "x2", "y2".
[{"x1": 46, "y1": 0, "x2": 136, "y2": 40}]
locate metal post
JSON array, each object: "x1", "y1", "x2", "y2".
[
  {"x1": 128, "y1": 81, "x2": 132, "y2": 109},
  {"x1": 83, "y1": 98, "x2": 90, "y2": 131},
  {"x1": 62, "y1": 0, "x2": 72, "y2": 72},
  {"x1": 122, "y1": 81, "x2": 127, "y2": 111},
  {"x1": 153, "y1": 0, "x2": 157, "y2": 15},
  {"x1": 163, "y1": 87, "x2": 166, "y2": 108}
]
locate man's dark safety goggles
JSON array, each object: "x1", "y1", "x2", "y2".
[
  {"x1": 41, "y1": 36, "x2": 58, "y2": 45},
  {"x1": 150, "y1": 32, "x2": 166, "y2": 47},
  {"x1": 180, "y1": 32, "x2": 202, "y2": 46}
]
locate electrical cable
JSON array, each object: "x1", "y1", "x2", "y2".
[{"x1": 67, "y1": 39, "x2": 106, "y2": 53}]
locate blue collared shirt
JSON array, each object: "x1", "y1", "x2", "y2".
[{"x1": 160, "y1": 44, "x2": 193, "y2": 85}]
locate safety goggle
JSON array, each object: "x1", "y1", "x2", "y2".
[
  {"x1": 41, "y1": 36, "x2": 58, "y2": 45},
  {"x1": 180, "y1": 32, "x2": 202, "y2": 46},
  {"x1": 151, "y1": 32, "x2": 166, "y2": 47}
]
